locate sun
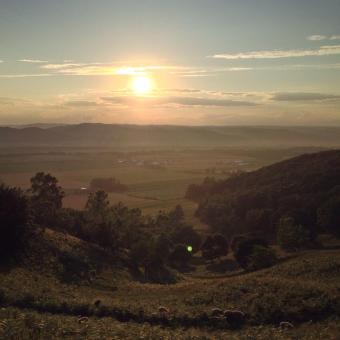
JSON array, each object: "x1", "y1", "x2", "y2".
[{"x1": 132, "y1": 76, "x2": 152, "y2": 95}]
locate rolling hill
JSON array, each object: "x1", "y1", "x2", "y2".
[
  {"x1": 192, "y1": 149, "x2": 340, "y2": 237},
  {"x1": 1, "y1": 124, "x2": 340, "y2": 148}
]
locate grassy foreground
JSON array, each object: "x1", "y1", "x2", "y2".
[
  {"x1": 0, "y1": 229, "x2": 340, "y2": 339},
  {"x1": 0, "y1": 307, "x2": 339, "y2": 339}
]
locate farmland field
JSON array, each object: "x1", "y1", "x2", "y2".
[{"x1": 0, "y1": 146, "x2": 325, "y2": 221}]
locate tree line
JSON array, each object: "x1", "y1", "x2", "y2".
[{"x1": 186, "y1": 150, "x2": 340, "y2": 243}]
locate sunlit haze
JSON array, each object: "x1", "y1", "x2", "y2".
[
  {"x1": 1, "y1": 0, "x2": 340, "y2": 126},
  {"x1": 132, "y1": 76, "x2": 153, "y2": 96}
]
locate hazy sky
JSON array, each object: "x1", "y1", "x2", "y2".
[{"x1": 1, "y1": 0, "x2": 340, "y2": 125}]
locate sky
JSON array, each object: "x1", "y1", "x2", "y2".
[{"x1": 1, "y1": 0, "x2": 340, "y2": 126}]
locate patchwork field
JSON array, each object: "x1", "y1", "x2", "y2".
[{"x1": 0, "y1": 147, "x2": 323, "y2": 214}]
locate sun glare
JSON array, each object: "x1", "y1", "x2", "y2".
[{"x1": 132, "y1": 76, "x2": 152, "y2": 95}]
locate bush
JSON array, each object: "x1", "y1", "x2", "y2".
[
  {"x1": 171, "y1": 226, "x2": 201, "y2": 253},
  {"x1": 230, "y1": 234, "x2": 250, "y2": 252},
  {"x1": 169, "y1": 244, "x2": 192, "y2": 266},
  {"x1": 277, "y1": 216, "x2": 312, "y2": 252},
  {"x1": 59, "y1": 251, "x2": 91, "y2": 283},
  {"x1": 0, "y1": 184, "x2": 30, "y2": 260},
  {"x1": 233, "y1": 237, "x2": 268, "y2": 269},
  {"x1": 129, "y1": 238, "x2": 177, "y2": 283},
  {"x1": 247, "y1": 245, "x2": 277, "y2": 271},
  {"x1": 201, "y1": 233, "x2": 228, "y2": 261}
]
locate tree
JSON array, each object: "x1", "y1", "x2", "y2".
[
  {"x1": 201, "y1": 233, "x2": 228, "y2": 261},
  {"x1": 169, "y1": 204, "x2": 185, "y2": 222},
  {"x1": 129, "y1": 238, "x2": 174, "y2": 283},
  {"x1": 154, "y1": 233, "x2": 173, "y2": 262},
  {"x1": 230, "y1": 234, "x2": 249, "y2": 252},
  {"x1": 317, "y1": 196, "x2": 340, "y2": 238},
  {"x1": 247, "y1": 245, "x2": 277, "y2": 271},
  {"x1": 29, "y1": 172, "x2": 64, "y2": 226},
  {"x1": 85, "y1": 190, "x2": 110, "y2": 219},
  {"x1": 169, "y1": 244, "x2": 192, "y2": 267},
  {"x1": 53, "y1": 208, "x2": 87, "y2": 238},
  {"x1": 234, "y1": 237, "x2": 268, "y2": 269},
  {"x1": 84, "y1": 191, "x2": 120, "y2": 251},
  {"x1": 0, "y1": 184, "x2": 29, "y2": 260},
  {"x1": 171, "y1": 226, "x2": 201, "y2": 253},
  {"x1": 277, "y1": 216, "x2": 311, "y2": 252},
  {"x1": 201, "y1": 235, "x2": 215, "y2": 261}
]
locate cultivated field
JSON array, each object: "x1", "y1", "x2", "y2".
[{"x1": 0, "y1": 146, "x2": 322, "y2": 217}]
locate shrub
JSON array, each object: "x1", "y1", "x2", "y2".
[
  {"x1": 277, "y1": 216, "x2": 312, "y2": 252},
  {"x1": 0, "y1": 184, "x2": 30, "y2": 260},
  {"x1": 201, "y1": 233, "x2": 228, "y2": 261},
  {"x1": 171, "y1": 226, "x2": 201, "y2": 253},
  {"x1": 230, "y1": 234, "x2": 249, "y2": 252},
  {"x1": 129, "y1": 238, "x2": 177, "y2": 283},
  {"x1": 169, "y1": 244, "x2": 192, "y2": 266},
  {"x1": 59, "y1": 251, "x2": 91, "y2": 283},
  {"x1": 233, "y1": 237, "x2": 268, "y2": 269},
  {"x1": 247, "y1": 245, "x2": 277, "y2": 271},
  {"x1": 154, "y1": 234, "x2": 173, "y2": 262}
]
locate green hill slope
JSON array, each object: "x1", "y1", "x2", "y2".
[
  {"x1": 0, "y1": 228, "x2": 339, "y2": 339},
  {"x1": 192, "y1": 150, "x2": 340, "y2": 237}
]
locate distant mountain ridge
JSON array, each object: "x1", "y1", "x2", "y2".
[
  {"x1": 2, "y1": 123, "x2": 68, "y2": 129},
  {"x1": 1, "y1": 123, "x2": 340, "y2": 148}
]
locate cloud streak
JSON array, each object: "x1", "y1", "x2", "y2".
[
  {"x1": 271, "y1": 92, "x2": 340, "y2": 102},
  {"x1": 307, "y1": 35, "x2": 340, "y2": 41},
  {"x1": 211, "y1": 45, "x2": 340, "y2": 60},
  {"x1": 0, "y1": 74, "x2": 51, "y2": 78},
  {"x1": 101, "y1": 96, "x2": 257, "y2": 107},
  {"x1": 18, "y1": 59, "x2": 48, "y2": 63},
  {"x1": 41, "y1": 63, "x2": 182, "y2": 76},
  {"x1": 64, "y1": 100, "x2": 99, "y2": 107}
]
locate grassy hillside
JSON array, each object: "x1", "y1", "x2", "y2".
[
  {"x1": 1, "y1": 150, "x2": 340, "y2": 339},
  {"x1": 193, "y1": 150, "x2": 340, "y2": 237},
  {"x1": 0, "y1": 228, "x2": 340, "y2": 339}
]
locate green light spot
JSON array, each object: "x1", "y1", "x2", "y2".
[{"x1": 187, "y1": 245, "x2": 193, "y2": 252}]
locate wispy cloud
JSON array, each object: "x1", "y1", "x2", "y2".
[
  {"x1": 211, "y1": 45, "x2": 340, "y2": 60},
  {"x1": 18, "y1": 59, "x2": 48, "y2": 63},
  {"x1": 271, "y1": 92, "x2": 340, "y2": 102},
  {"x1": 307, "y1": 35, "x2": 327, "y2": 41},
  {"x1": 0, "y1": 60, "x2": 3, "y2": 63},
  {"x1": 42, "y1": 63, "x2": 89, "y2": 70},
  {"x1": 101, "y1": 95, "x2": 257, "y2": 107},
  {"x1": 40, "y1": 61, "x2": 254, "y2": 77},
  {"x1": 0, "y1": 74, "x2": 51, "y2": 78},
  {"x1": 41, "y1": 62, "x2": 182, "y2": 76},
  {"x1": 307, "y1": 35, "x2": 340, "y2": 41},
  {"x1": 64, "y1": 100, "x2": 99, "y2": 107}
]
